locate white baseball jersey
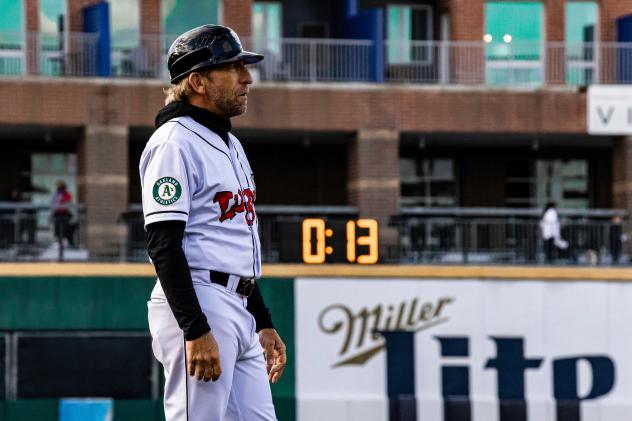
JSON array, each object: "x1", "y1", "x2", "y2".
[{"x1": 140, "y1": 116, "x2": 261, "y2": 279}]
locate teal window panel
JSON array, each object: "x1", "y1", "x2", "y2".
[
  {"x1": 565, "y1": 1, "x2": 598, "y2": 85},
  {"x1": 161, "y1": 0, "x2": 220, "y2": 38},
  {"x1": 387, "y1": 5, "x2": 432, "y2": 64},
  {"x1": 0, "y1": 0, "x2": 24, "y2": 75},
  {"x1": 109, "y1": 0, "x2": 141, "y2": 76},
  {"x1": 39, "y1": 0, "x2": 66, "y2": 76},
  {"x1": 252, "y1": 2, "x2": 281, "y2": 56},
  {"x1": 484, "y1": 1, "x2": 544, "y2": 86},
  {"x1": 110, "y1": 0, "x2": 140, "y2": 49}
]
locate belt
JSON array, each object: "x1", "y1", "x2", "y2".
[{"x1": 209, "y1": 270, "x2": 255, "y2": 297}]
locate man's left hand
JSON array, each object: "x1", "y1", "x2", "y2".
[{"x1": 258, "y1": 328, "x2": 287, "y2": 384}]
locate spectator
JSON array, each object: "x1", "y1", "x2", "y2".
[
  {"x1": 51, "y1": 180, "x2": 75, "y2": 247},
  {"x1": 540, "y1": 202, "x2": 568, "y2": 263}
]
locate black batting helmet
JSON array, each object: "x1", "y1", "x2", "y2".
[{"x1": 167, "y1": 24, "x2": 264, "y2": 84}]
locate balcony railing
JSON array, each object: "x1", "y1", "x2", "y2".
[
  {"x1": 0, "y1": 203, "x2": 88, "y2": 262},
  {"x1": 384, "y1": 40, "x2": 632, "y2": 86},
  {"x1": 1, "y1": 32, "x2": 632, "y2": 86},
  {"x1": 1, "y1": 203, "x2": 627, "y2": 266},
  {"x1": 388, "y1": 207, "x2": 629, "y2": 265}
]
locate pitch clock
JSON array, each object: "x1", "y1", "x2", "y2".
[{"x1": 300, "y1": 218, "x2": 378, "y2": 264}]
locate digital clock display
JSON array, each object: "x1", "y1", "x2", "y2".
[{"x1": 301, "y1": 218, "x2": 379, "y2": 264}]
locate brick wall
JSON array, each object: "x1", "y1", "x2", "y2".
[
  {"x1": 0, "y1": 79, "x2": 588, "y2": 134},
  {"x1": 448, "y1": 0, "x2": 485, "y2": 41},
  {"x1": 612, "y1": 138, "x2": 632, "y2": 236},
  {"x1": 600, "y1": 0, "x2": 632, "y2": 42},
  {"x1": 222, "y1": 0, "x2": 253, "y2": 37},
  {"x1": 141, "y1": 0, "x2": 161, "y2": 34},
  {"x1": 544, "y1": 0, "x2": 565, "y2": 84},
  {"x1": 612, "y1": 138, "x2": 632, "y2": 212},
  {"x1": 25, "y1": 0, "x2": 38, "y2": 31},
  {"x1": 25, "y1": 0, "x2": 39, "y2": 75},
  {"x1": 68, "y1": 0, "x2": 103, "y2": 32}
]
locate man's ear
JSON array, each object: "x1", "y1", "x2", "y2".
[{"x1": 188, "y1": 72, "x2": 206, "y2": 95}]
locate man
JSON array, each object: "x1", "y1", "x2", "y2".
[{"x1": 141, "y1": 25, "x2": 286, "y2": 421}]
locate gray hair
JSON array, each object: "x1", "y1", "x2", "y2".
[{"x1": 163, "y1": 69, "x2": 213, "y2": 105}]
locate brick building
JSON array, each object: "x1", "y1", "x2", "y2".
[{"x1": 0, "y1": 0, "x2": 631, "y2": 259}]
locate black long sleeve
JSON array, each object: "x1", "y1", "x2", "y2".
[
  {"x1": 146, "y1": 220, "x2": 210, "y2": 340},
  {"x1": 247, "y1": 283, "x2": 275, "y2": 332}
]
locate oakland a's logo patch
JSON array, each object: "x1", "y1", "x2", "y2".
[{"x1": 153, "y1": 177, "x2": 182, "y2": 205}]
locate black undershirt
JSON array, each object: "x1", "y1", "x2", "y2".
[{"x1": 147, "y1": 221, "x2": 274, "y2": 340}]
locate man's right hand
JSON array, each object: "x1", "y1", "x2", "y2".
[{"x1": 186, "y1": 331, "x2": 222, "y2": 382}]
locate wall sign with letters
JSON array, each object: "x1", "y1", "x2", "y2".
[
  {"x1": 588, "y1": 85, "x2": 632, "y2": 135},
  {"x1": 295, "y1": 278, "x2": 632, "y2": 421}
]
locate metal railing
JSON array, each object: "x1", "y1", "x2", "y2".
[
  {"x1": 244, "y1": 37, "x2": 374, "y2": 82},
  {"x1": 0, "y1": 203, "x2": 87, "y2": 261},
  {"x1": 384, "y1": 40, "x2": 632, "y2": 86},
  {"x1": 110, "y1": 34, "x2": 174, "y2": 79},
  {"x1": 2, "y1": 32, "x2": 632, "y2": 86},
  {"x1": 388, "y1": 208, "x2": 629, "y2": 265},
  {"x1": 0, "y1": 32, "x2": 99, "y2": 77},
  {"x1": 0, "y1": 203, "x2": 629, "y2": 265}
]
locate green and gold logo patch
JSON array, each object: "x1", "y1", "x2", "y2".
[{"x1": 153, "y1": 177, "x2": 182, "y2": 205}]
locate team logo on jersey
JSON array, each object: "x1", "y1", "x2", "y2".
[
  {"x1": 213, "y1": 188, "x2": 256, "y2": 225},
  {"x1": 153, "y1": 177, "x2": 182, "y2": 206}
]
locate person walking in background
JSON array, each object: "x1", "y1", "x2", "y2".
[
  {"x1": 540, "y1": 201, "x2": 568, "y2": 263},
  {"x1": 52, "y1": 180, "x2": 75, "y2": 248}
]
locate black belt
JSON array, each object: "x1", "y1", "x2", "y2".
[{"x1": 209, "y1": 270, "x2": 255, "y2": 297}]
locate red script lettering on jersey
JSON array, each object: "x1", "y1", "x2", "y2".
[{"x1": 213, "y1": 189, "x2": 256, "y2": 225}]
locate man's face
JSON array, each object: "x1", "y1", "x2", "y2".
[{"x1": 203, "y1": 61, "x2": 253, "y2": 118}]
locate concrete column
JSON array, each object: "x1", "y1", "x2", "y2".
[
  {"x1": 78, "y1": 125, "x2": 129, "y2": 259},
  {"x1": 348, "y1": 129, "x2": 400, "y2": 261}
]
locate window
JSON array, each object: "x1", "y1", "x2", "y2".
[
  {"x1": 252, "y1": 2, "x2": 281, "y2": 56},
  {"x1": 484, "y1": 1, "x2": 544, "y2": 86},
  {"x1": 109, "y1": 0, "x2": 141, "y2": 76},
  {"x1": 39, "y1": 0, "x2": 66, "y2": 76},
  {"x1": 0, "y1": 0, "x2": 24, "y2": 75},
  {"x1": 39, "y1": 0, "x2": 65, "y2": 40},
  {"x1": 161, "y1": 0, "x2": 221, "y2": 38},
  {"x1": 536, "y1": 160, "x2": 588, "y2": 209},
  {"x1": 505, "y1": 159, "x2": 589, "y2": 208},
  {"x1": 400, "y1": 158, "x2": 457, "y2": 207},
  {"x1": 505, "y1": 161, "x2": 534, "y2": 207},
  {"x1": 565, "y1": 1, "x2": 598, "y2": 85},
  {"x1": 387, "y1": 5, "x2": 432, "y2": 64}
]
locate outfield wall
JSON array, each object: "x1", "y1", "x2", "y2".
[{"x1": 0, "y1": 264, "x2": 631, "y2": 421}]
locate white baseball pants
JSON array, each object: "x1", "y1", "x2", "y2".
[{"x1": 148, "y1": 270, "x2": 277, "y2": 421}]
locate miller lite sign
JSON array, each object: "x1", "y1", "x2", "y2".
[{"x1": 295, "y1": 278, "x2": 632, "y2": 421}]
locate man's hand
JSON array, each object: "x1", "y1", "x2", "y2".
[
  {"x1": 186, "y1": 331, "x2": 222, "y2": 382},
  {"x1": 258, "y1": 328, "x2": 287, "y2": 384}
]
